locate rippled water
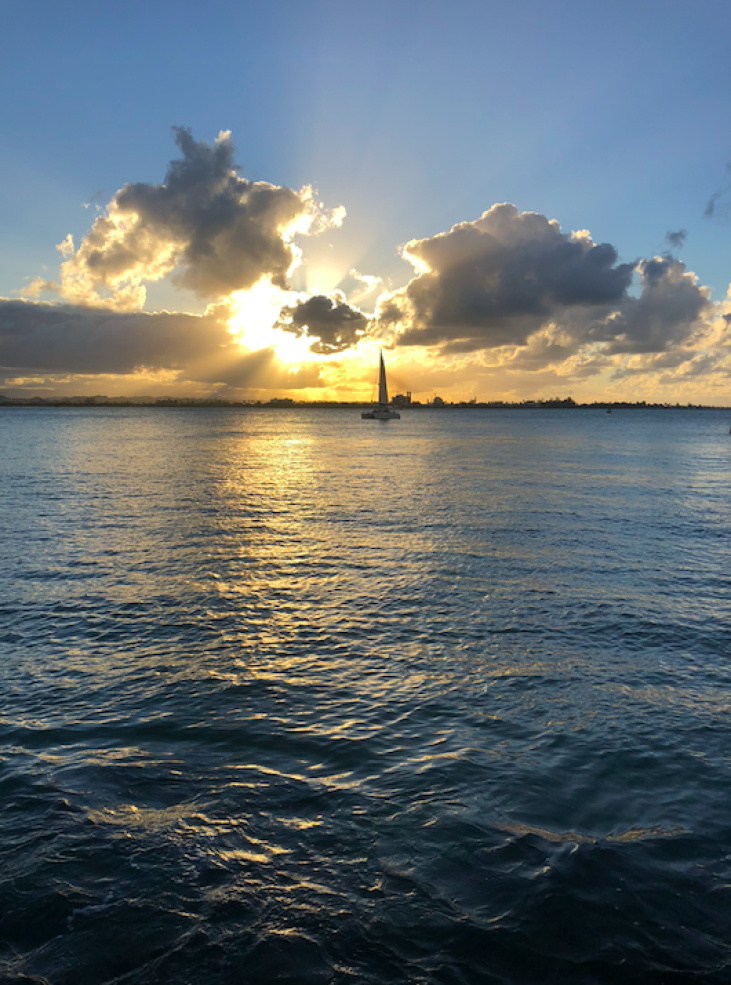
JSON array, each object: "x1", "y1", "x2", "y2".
[{"x1": 2, "y1": 406, "x2": 731, "y2": 984}]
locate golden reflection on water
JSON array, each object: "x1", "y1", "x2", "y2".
[{"x1": 11, "y1": 408, "x2": 731, "y2": 849}]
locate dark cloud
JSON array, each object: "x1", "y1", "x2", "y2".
[
  {"x1": 374, "y1": 205, "x2": 710, "y2": 370},
  {"x1": 677, "y1": 352, "x2": 729, "y2": 378},
  {"x1": 588, "y1": 258, "x2": 710, "y2": 355},
  {"x1": 0, "y1": 297, "x2": 332, "y2": 394},
  {"x1": 382, "y1": 204, "x2": 635, "y2": 352},
  {"x1": 500, "y1": 333, "x2": 576, "y2": 372},
  {"x1": 58, "y1": 128, "x2": 341, "y2": 309},
  {"x1": 665, "y1": 229, "x2": 687, "y2": 249},
  {"x1": 0, "y1": 297, "x2": 231, "y2": 376},
  {"x1": 276, "y1": 294, "x2": 369, "y2": 353}
]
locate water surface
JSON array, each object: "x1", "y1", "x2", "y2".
[{"x1": 2, "y1": 407, "x2": 730, "y2": 983}]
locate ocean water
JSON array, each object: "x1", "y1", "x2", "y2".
[{"x1": 1, "y1": 405, "x2": 731, "y2": 984}]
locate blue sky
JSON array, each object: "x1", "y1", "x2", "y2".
[{"x1": 1, "y1": 0, "x2": 730, "y2": 402}]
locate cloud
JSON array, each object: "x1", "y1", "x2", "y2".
[
  {"x1": 19, "y1": 275, "x2": 56, "y2": 299},
  {"x1": 56, "y1": 128, "x2": 343, "y2": 310},
  {"x1": 704, "y1": 162, "x2": 731, "y2": 219},
  {"x1": 371, "y1": 205, "x2": 712, "y2": 381},
  {"x1": 8, "y1": 141, "x2": 727, "y2": 402},
  {"x1": 590, "y1": 257, "x2": 710, "y2": 355},
  {"x1": 188, "y1": 346, "x2": 324, "y2": 390},
  {"x1": 341, "y1": 268, "x2": 384, "y2": 304},
  {"x1": 275, "y1": 293, "x2": 369, "y2": 353},
  {"x1": 0, "y1": 293, "x2": 339, "y2": 394},
  {"x1": 665, "y1": 229, "x2": 687, "y2": 250},
  {"x1": 378, "y1": 204, "x2": 636, "y2": 352},
  {"x1": 704, "y1": 192, "x2": 720, "y2": 219},
  {"x1": 0, "y1": 297, "x2": 232, "y2": 376}
]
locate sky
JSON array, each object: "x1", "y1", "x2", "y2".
[{"x1": 2, "y1": 0, "x2": 731, "y2": 404}]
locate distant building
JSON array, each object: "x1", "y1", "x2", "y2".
[
  {"x1": 429, "y1": 395, "x2": 446, "y2": 407},
  {"x1": 392, "y1": 391, "x2": 412, "y2": 408}
]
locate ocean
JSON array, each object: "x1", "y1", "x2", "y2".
[{"x1": 1, "y1": 405, "x2": 730, "y2": 984}]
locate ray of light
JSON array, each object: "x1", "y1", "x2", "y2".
[{"x1": 227, "y1": 278, "x2": 315, "y2": 366}]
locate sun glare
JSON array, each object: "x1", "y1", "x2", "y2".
[
  {"x1": 225, "y1": 274, "x2": 389, "y2": 400},
  {"x1": 227, "y1": 278, "x2": 315, "y2": 365}
]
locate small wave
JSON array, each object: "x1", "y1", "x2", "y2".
[{"x1": 495, "y1": 820, "x2": 689, "y2": 844}]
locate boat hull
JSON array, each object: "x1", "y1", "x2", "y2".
[{"x1": 361, "y1": 408, "x2": 400, "y2": 420}]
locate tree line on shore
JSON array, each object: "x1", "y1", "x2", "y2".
[{"x1": 0, "y1": 394, "x2": 726, "y2": 410}]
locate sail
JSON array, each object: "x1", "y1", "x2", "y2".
[
  {"x1": 361, "y1": 350, "x2": 400, "y2": 419},
  {"x1": 378, "y1": 351, "x2": 388, "y2": 405}
]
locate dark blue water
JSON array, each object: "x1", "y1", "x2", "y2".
[{"x1": 2, "y1": 406, "x2": 731, "y2": 984}]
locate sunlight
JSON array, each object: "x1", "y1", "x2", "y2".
[
  {"x1": 227, "y1": 278, "x2": 315, "y2": 365},
  {"x1": 223, "y1": 275, "x2": 404, "y2": 400},
  {"x1": 226, "y1": 267, "x2": 378, "y2": 372}
]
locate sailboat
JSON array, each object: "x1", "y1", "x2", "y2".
[{"x1": 361, "y1": 350, "x2": 400, "y2": 420}]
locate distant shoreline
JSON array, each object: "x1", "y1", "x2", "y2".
[{"x1": 1, "y1": 396, "x2": 729, "y2": 411}]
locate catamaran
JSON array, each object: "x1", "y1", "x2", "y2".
[{"x1": 361, "y1": 351, "x2": 400, "y2": 420}]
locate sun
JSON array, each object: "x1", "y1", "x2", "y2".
[
  {"x1": 224, "y1": 274, "x2": 383, "y2": 401},
  {"x1": 227, "y1": 277, "x2": 316, "y2": 365}
]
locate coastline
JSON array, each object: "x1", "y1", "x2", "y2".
[{"x1": 1, "y1": 396, "x2": 729, "y2": 411}]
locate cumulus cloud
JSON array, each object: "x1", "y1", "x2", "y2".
[
  {"x1": 275, "y1": 293, "x2": 369, "y2": 353},
  {"x1": 378, "y1": 204, "x2": 635, "y2": 352},
  {"x1": 56, "y1": 127, "x2": 344, "y2": 310},
  {"x1": 589, "y1": 257, "x2": 710, "y2": 354},
  {"x1": 371, "y1": 204, "x2": 712, "y2": 379}
]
